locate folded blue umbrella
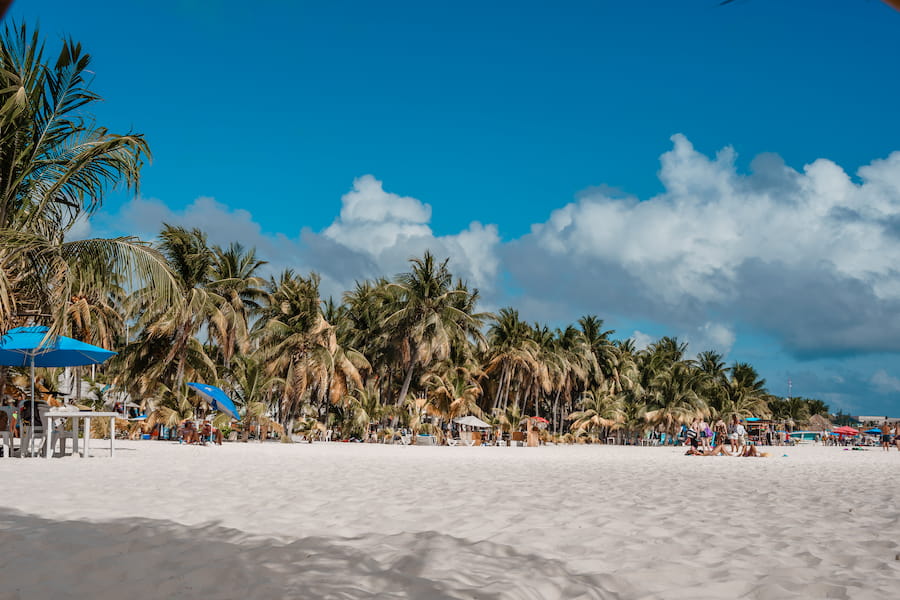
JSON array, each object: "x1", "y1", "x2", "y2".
[{"x1": 187, "y1": 382, "x2": 241, "y2": 421}]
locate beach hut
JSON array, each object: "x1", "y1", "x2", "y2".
[{"x1": 453, "y1": 415, "x2": 491, "y2": 445}]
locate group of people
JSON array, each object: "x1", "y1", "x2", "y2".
[
  {"x1": 682, "y1": 416, "x2": 769, "y2": 457},
  {"x1": 179, "y1": 419, "x2": 223, "y2": 445}
]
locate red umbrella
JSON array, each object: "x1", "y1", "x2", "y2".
[
  {"x1": 832, "y1": 426, "x2": 859, "y2": 436},
  {"x1": 531, "y1": 416, "x2": 549, "y2": 424}
]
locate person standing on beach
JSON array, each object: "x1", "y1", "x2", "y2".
[
  {"x1": 893, "y1": 422, "x2": 900, "y2": 451},
  {"x1": 714, "y1": 419, "x2": 727, "y2": 447},
  {"x1": 733, "y1": 417, "x2": 747, "y2": 454},
  {"x1": 699, "y1": 419, "x2": 711, "y2": 450},
  {"x1": 882, "y1": 420, "x2": 892, "y2": 451},
  {"x1": 728, "y1": 417, "x2": 739, "y2": 454}
]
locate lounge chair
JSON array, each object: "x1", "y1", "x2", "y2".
[{"x1": 447, "y1": 437, "x2": 460, "y2": 446}]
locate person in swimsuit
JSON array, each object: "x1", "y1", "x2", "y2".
[
  {"x1": 882, "y1": 420, "x2": 892, "y2": 451},
  {"x1": 740, "y1": 443, "x2": 770, "y2": 457},
  {"x1": 684, "y1": 443, "x2": 734, "y2": 456},
  {"x1": 698, "y1": 419, "x2": 711, "y2": 450}
]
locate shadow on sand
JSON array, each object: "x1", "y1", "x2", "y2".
[{"x1": 0, "y1": 508, "x2": 612, "y2": 600}]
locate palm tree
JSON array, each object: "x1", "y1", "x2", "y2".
[
  {"x1": 385, "y1": 251, "x2": 484, "y2": 406},
  {"x1": 484, "y1": 307, "x2": 537, "y2": 413},
  {"x1": 127, "y1": 225, "x2": 222, "y2": 391},
  {"x1": 257, "y1": 270, "x2": 333, "y2": 427},
  {"x1": 423, "y1": 363, "x2": 483, "y2": 422},
  {"x1": 569, "y1": 387, "x2": 623, "y2": 437},
  {"x1": 645, "y1": 362, "x2": 706, "y2": 436},
  {"x1": 207, "y1": 242, "x2": 267, "y2": 367},
  {"x1": 0, "y1": 24, "x2": 178, "y2": 334},
  {"x1": 716, "y1": 363, "x2": 770, "y2": 422},
  {"x1": 342, "y1": 381, "x2": 386, "y2": 439}
]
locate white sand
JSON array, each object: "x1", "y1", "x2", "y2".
[{"x1": 1, "y1": 442, "x2": 899, "y2": 599}]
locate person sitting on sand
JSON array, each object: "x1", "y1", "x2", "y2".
[
  {"x1": 740, "y1": 443, "x2": 770, "y2": 458},
  {"x1": 181, "y1": 420, "x2": 199, "y2": 444},
  {"x1": 200, "y1": 421, "x2": 223, "y2": 445},
  {"x1": 684, "y1": 422, "x2": 700, "y2": 450}
]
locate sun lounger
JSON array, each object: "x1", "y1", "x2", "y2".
[{"x1": 447, "y1": 438, "x2": 459, "y2": 446}]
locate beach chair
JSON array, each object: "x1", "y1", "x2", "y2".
[
  {"x1": 0, "y1": 406, "x2": 14, "y2": 458},
  {"x1": 18, "y1": 402, "x2": 51, "y2": 457},
  {"x1": 400, "y1": 433, "x2": 412, "y2": 445},
  {"x1": 46, "y1": 413, "x2": 78, "y2": 457},
  {"x1": 447, "y1": 437, "x2": 460, "y2": 446}
]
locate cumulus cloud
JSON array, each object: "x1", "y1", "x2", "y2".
[
  {"x1": 93, "y1": 176, "x2": 501, "y2": 301},
  {"x1": 684, "y1": 322, "x2": 736, "y2": 356},
  {"x1": 870, "y1": 369, "x2": 900, "y2": 394},
  {"x1": 89, "y1": 136, "x2": 900, "y2": 363},
  {"x1": 630, "y1": 330, "x2": 654, "y2": 351},
  {"x1": 507, "y1": 134, "x2": 900, "y2": 357}
]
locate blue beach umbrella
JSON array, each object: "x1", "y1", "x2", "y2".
[
  {"x1": 0, "y1": 326, "x2": 116, "y2": 367},
  {"x1": 187, "y1": 382, "x2": 241, "y2": 421},
  {"x1": 0, "y1": 326, "x2": 117, "y2": 455},
  {"x1": 864, "y1": 428, "x2": 881, "y2": 434}
]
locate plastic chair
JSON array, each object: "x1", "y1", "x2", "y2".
[{"x1": 18, "y1": 401, "x2": 50, "y2": 457}]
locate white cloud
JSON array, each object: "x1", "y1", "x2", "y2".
[
  {"x1": 685, "y1": 322, "x2": 736, "y2": 357},
  {"x1": 630, "y1": 330, "x2": 654, "y2": 351},
  {"x1": 92, "y1": 177, "x2": 501, "y2": 301},
  {"x1": 89, "y1": 136, "x2": 900, "y2": 360},
  {"x1": 507, "y1": 134, "x2": 900, "y2": 356},
  {"x1": 870, "y1": 369, "x2": 900, "y2": 394}
]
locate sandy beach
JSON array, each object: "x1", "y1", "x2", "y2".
[{"x1": 1, "y1": 443, "x2": 898, "y2": 599}]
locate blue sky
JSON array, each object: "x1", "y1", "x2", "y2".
[{"x1": 12, "y1": 0, "x2": 900, "y2": 415}]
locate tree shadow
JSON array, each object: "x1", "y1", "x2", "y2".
[{"x1": 0, "y1": 508, "x2": 613, "y2": 599}]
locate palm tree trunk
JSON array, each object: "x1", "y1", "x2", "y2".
[
  {"x1": 552, "y1": 389, "x2": 561, "y2": 434},
  {"x1": 397, "y1": 355, "x2": 417, "y2": 407},
  {"x1": 493, "y1": 363, "x2": 507, "y2": 411}
]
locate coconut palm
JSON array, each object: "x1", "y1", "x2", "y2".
[
  {"x1": 569, "y1": 387, "x2": 623, "y2": 435},
  {"x1": 207, "y1": 242, "x2": 267, "y2": 367},
  {"x1": 385, "y1": 251, "x2": 484, "y2": 406},
  {"x1": 423, "y1": 363, "x2": 483, "y2": 421},
  {"x1": 126, "y1": 225, "x2": 223, "y2": 392},
  {"x1": 257, "y1": 270, "x2": 335, "y2": 427},
  {"x1": 484, "y1": 307, "x2": 538, "y2": 412},
  {"x1": 645, "y1": 362, "x2": 706, "y2": 435},
  {"x1": 0, "y1": 24, "x2": 178, "y2": 334}
]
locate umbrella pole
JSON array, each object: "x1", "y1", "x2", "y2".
[{"x1": 30, "y1": 355, "x2": 35, "y2": 457}]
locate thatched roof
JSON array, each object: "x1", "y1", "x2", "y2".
[{"x1": 808, "y1": 413, "x2": 833, "y2": 431}]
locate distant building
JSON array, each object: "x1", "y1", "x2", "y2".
[{"x1": 853, "y1": 415, "x2": 900, "y2": 425}]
